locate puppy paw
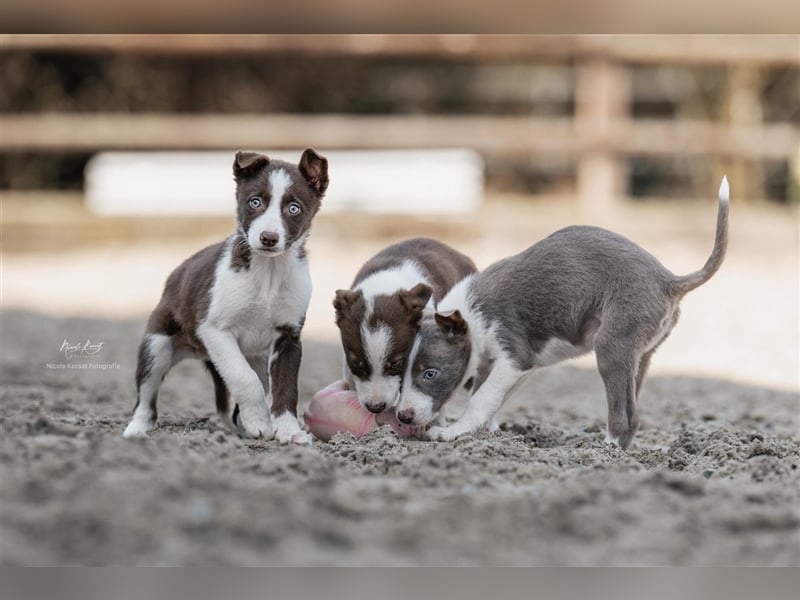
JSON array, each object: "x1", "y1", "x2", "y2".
[
  {"x1": 604, "y1": 426, "x2": 627, "y2": 449},
  {"x1": 272, "y1": 412, "x2": 309, "y2": 445},
  {"x1": 234, "y1": 404, "x2": 272, "y2": 439},
  {"x1": 427, "y1": 425, "x2": 459, "y2": 442},
  {"x1": 291, "y1": 430, "x2": 314, "y2": 445},
  {"x1": 123, "y1": 415, "x2": 155, "y2": 438}
]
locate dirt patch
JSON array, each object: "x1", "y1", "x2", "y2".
[{"x1": 1, "y1": 310, "x2": 798, "y2": 565}]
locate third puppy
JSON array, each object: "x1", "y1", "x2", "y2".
[{"x1": 397, "y1": 178, "x2": 730, "y2": 449}]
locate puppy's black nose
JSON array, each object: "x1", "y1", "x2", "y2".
[
  {"x1": 397, "y1": 409, "x2": 414, "y2": 424},
  {"x1": 366, "y1": 402, "x2": 386, "y2": 414},
  {"x1": 259, "y1": 231, "x2": 279, "y2": 248}
]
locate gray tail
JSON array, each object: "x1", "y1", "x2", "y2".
[{"x1": 669, "y1": 176, "x2": 730, "y2": 298}]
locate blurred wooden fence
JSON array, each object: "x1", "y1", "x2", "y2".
[{"x1": 2, "y1": 34, "x2": 799, "y2": 208}]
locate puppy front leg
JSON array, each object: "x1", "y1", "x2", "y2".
[
  {"x1": 269, "y1": 325, "x2": 312, "y2": 445},
  {"x1": 198, "y1": 326, "x2": 271, "y2": 439},
  {"x1": 427, "y1": 361, "x2": 522, "y2": 442}
]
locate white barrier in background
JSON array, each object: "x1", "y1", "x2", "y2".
[{"x1": 85, "y1": 150, "x2": 484, "y2": 216}]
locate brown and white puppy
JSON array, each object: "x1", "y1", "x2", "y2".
[
  {"x1": 123, "y1": 148, "x2": 329, "y2": 444},
  {"x1": 333, "y1": 238, "x2": 476, "y2": 414},
  {"x1": 397, "y1": 178, "x2": 730, "y2": 450}
]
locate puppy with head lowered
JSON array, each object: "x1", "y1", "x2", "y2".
[
  {"x1": 397, "y1": 178, "x2": 730, "y2": 450},
  {"x1": 123, "y1": 148, "x2": 328, "y2": 444},
  {"x1": 333, "y1": 238, "x2": 476, "y2": 415}
]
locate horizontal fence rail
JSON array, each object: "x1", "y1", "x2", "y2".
[
  {"x1": 3, "y1": 113, "x2": 797, "y2": 159},
  {"x1": 2, "y1": 34, "x2": 799, "y2": 66}
]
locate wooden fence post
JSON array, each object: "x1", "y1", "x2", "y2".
[
  {"x1": 575, "y1": 55, "x2": 630, "y2": 216},
  {"x1": 725, "y1": 65, "x2": 766, "y2": 201}
]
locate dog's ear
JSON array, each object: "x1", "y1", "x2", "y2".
[
  {"x1": 434, "y1": 310, "x2": 468, "y2": 336},
  {"x1": 333, "y1": 289, "x2": 363, "y2": 322},
  {"x1": 233, "y1": 151, "x2": 269, "y2": 180},
  {"x1": 399, "y1": 283, "x2": 433, "y2": 322},
  {"x1": 299, "y1": 148, "x2": 329, "y2": 195}
]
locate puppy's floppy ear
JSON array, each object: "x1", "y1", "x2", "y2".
[
  {"x1": 434, "y1": 310, "x2": 468, "y2": 336},
  {"x1": 399, "y1": 283, "x2": 433, "y2": 320},
  {"x1": 233, "y1": 151, "x2": 269, "y2": 180},
  {"x1": 333, "y1": 289, "x2": 363, "y2": 322},
  {"x1": 299, "y1": 147, "x2": 329, "y2": 195}
]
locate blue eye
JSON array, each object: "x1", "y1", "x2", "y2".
[
  {"x1": 248, "y1": 197, "x2": 262, "y2": 209},
  {"x1": 423, "y1": 369, "x2": 438, "y2": 381},
  {"x1": 287, "y1": 202, "x2": 301, "y2": 215}
]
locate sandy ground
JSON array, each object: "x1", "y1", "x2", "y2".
[{"x1": 2, "y1": 198, "x2": 799, "y2": 565}]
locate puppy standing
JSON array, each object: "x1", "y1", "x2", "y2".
[
  {"x1": 397, "y1": 178, "x2": 730, "y2": 449},
  {"x1": 333, "y1": 238, "x2": 476, "y2": 414},
  {"x1": 123, "y1": 149, "x2": 329, "y2": 444}
]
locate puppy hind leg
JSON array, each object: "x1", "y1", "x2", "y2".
[
  {"x1": 124, "y1": 334, "x2": 173, "y2": 437},
  {"x1": 635, "y1": 349, "x2": 656, "y2": 397},
  {"x1": 595, "y1": 340, "x2": 640, "y2": 450},
  {"x1": 636, "y1": 310, "x2": 678, "y2": 397}
]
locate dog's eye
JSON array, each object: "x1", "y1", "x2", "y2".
[
  {"x1": 423, "y1": 369, "x2": 439, "y2": 381},
  {"x1": 385, "y1": 359, "x2": 403, "y2": 373},
  {"x1": 348, "y1": 355, "x2": 366, "y2": 371},
  {"x1": 287, "y1": 202, "x2": 302, "y2": 215},
  {"x1": 248, "y1": 197, "x2": 262, "y2": 209}
]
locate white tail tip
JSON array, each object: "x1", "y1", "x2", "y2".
[{"x1": 719, "y1": 175, "x2": 730, "y2": 202}]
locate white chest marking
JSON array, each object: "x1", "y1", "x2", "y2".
[{"x1": 202, "y1": 240, "x2": 311, "y2": 356}]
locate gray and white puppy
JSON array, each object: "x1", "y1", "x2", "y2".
[{"x1": 396, "y1": 177, "x2": 729, "y2": 449}]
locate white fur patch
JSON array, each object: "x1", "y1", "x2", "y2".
[
  {"x1": 270, "y1": 168, "x2": 292, "y2": 201},
  {"x1": 273, "y1": 411, "x2": 312, "y2": 445},
  {"x1": 435, "y1": 275, "x2": 475, "y2": 314},
  {"x1": 355, "y1": 323, "x2": 400, "y2": 409},
  {"x1": 122, "y1": 414, "x2": 153, "y2": 438},
  {"x1": 719, "y1": 175, "x2": 729, "y2": 203},
  {"x1": 604, "y1": 428, "x2": 620, "y2": 447},
  {"x1": 397, "y1": 386, "x2": 437, "y2": 427},
  {"x1": 205, "y1": 238, "x2": 310, "y2": 348},
  {"x1": 400, "y1": 333, "x2": 422, "y2": 396},
  {"x1": 354, "y1": 374, "x2": 401, "y2": 411},
  {"x1": 355, "y1": 260, "x2": 427, "y2": 303},
  {"x1": 361, "y1": 323, "x2": 393, "y2": 378}
]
